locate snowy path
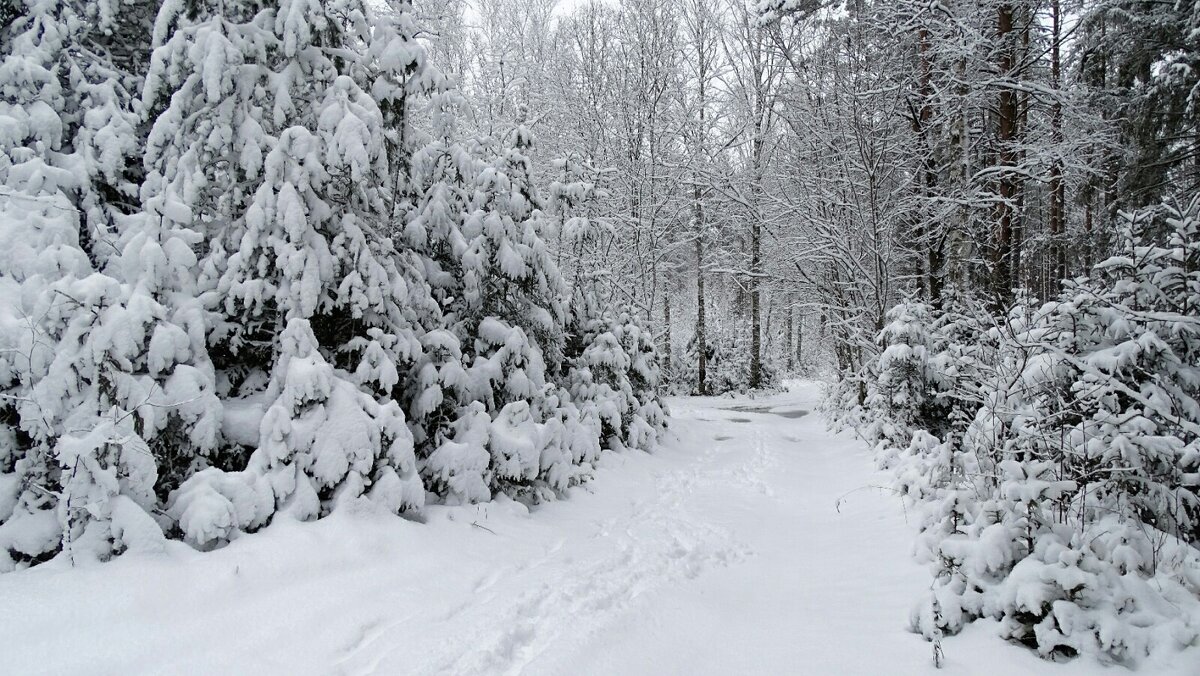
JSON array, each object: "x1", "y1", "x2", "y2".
[{"x1": 0, "y1": 383, "x2": 1165, "y2": 675}]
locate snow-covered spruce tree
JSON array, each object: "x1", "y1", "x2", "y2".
[
  {"x1": 541, "y1": 155, "x2": 619, "y2": 478},
  {"x1": 553, "y1": 154, "x2": 666, "y2": 455},
  {"x1": 561, "y1": 285, "x2": 667, "y2": 455},
  {"x1": 866, "y1": 292, "x2": 998, "y2": 645},
  {"x1": 1072, "y1": 199, "x2": 1200, "y2": 547},
  {"x1": 453, "y1": 124, "x2": 578, "y2": 498},
  {"x1": 906, "y1": 290, "x2": 1089, "y2": 650},
  {"x1": 926, "y1": 287, "x2": 996, "y2": 442},
  {"x1": 0, "y1": 0, "x2": 97, "y2": 569},
  {"x1": 563, "y1": 282, "x2": 634, "y2": 448},
  {"x1": 463, "y1": 124, "x2": 568, "y2": 369},
  {"x1": 677, "y1": 330, "x2": 705, "y2": 396},
  {"x1": 891, "y1": 288, "x2": 991, "y2": 505},
  {"x1": 866, "y1": 299, "x2": 944, "y2": 465},
  {"x1": 0, "y1": 0, "x2": 180, "y2": 569},
  {"x1": 2, "y1": 0, "x2": 672, "y2": 565},
  {"x1": 613, "y1": 310, "x2": 667, "y2": 449},
  {"x1": 398, "y1": 88, "x2": 487, "y2": 501},
  {"x1": 405, "y1": 113, "x2": 605, "y2": 503},
  {"x1": 215, "y1": 318, "x2": 419, "y2": 524},
  {"x1": 368, "y1": 0, "x2": 442, "y2": 218},
  {"x1": 144, "y1": 0, "x2": 430, "y2": 546},
  {"x1": 561, "y1": 289, "x2": 667, "y2": 448}
]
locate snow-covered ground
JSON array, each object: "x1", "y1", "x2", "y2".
[{"x1": 0, "y1": 382, "x2": 1194, "y2": 675}]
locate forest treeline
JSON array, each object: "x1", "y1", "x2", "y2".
[
  {"x1": 410, "y1": 0, "x2": 1200, "y2": 663},
  {"x1": 412, "y1": 0, "x2": 1197, "y2": 393}
]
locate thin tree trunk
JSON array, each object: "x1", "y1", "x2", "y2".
[
  {"x1": 796, "y1": 310, "x2": 803, "y2": 371},
  {"x1": 663, "y1": 293, "x2": 672, "y2": 380},
  {"x1": 695, "y1": 205, "x2": 707, "y2": 396},
  {"x1": 750, "y1": 215, "x2": 762, "y2": 388},
  {"x1": 749, "y1": 99, "x2": 765, "y2": 389},
  {"x1": 786, "y1": 303, "x2": 795, "y2": 372}
]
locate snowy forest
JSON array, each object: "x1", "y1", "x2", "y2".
[{"x1": 1, "y1": 0, "x2": 1199, "y2": 673}]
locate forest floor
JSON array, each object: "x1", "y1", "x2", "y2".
[{"x1": 1, "y1": 383, "x2": 1195, "y2": 675}]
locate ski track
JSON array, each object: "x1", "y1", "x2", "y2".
[{"x1": 4, "y1": 383, "x2": 1186, "y2": 675}]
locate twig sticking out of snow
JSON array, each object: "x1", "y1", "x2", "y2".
[
  {"x1": 471, "y1": 522, "x2": 498, "y2": 535},
  {"x1": 834, "y1": 484, "x2": 908, "y2": 524}
]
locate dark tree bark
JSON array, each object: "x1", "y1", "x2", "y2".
[
  {"x1": 695, "y1": 200, "x2": 708, "y2": 396},
  {"x1": 750, "y1": 214, "x2": 762, "y2": 388},
  {"x1": 786, "y1": 303, "x2": 795, "y2": 372},
  {"x1": 663, "y1": 292, "x2": 672, "y2": 380},
  {"x1": 1048, "y1": 0, "x2": 1066, "y2": 285},
  {"x1": 992, "y1": 3, "x2": 1018, "y2": 304}
]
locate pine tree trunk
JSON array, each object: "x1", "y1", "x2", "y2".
[
  {"x1": 918, "y1": 25, "x2": 944, "y2": 304},
  {"x1": 993, "y1": 4, "x2": 1018, "y2": 304},
  {"x1": 695, "y1": 204, "x2": 708, "y2": 396},
  {"x1": 1048, "y1": 0, "x2": 1066, "y2": 285},
  {"x1": 1011, "y1": 13, "x2": 1030, "y2": 292}
]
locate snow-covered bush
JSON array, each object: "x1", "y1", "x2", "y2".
[
  {"x1": 564, "y1": 283, "x2": 668, "y2": 454},
  {"x1": 884, "y1": 200, "x2": 1200, "y2": 664},
  {"x1": 819, "y1": 374, "x2": 870, "y2": 431},
  {"x1": 0, "y1": 0, "x2": 184, "y2": 568},
  {"x1": 865, "y1": 299, "x2": 946, "y2": 463},
  {"x1": 680, "y1": 311, "x2": 751, "y2": 395},
  {"x1": 169, "y1": 319, "x2": 425, "y2": 546}
]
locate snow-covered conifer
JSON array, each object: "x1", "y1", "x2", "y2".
[
  {"x1": 138, "y1": 0, "x2": 436, "y2": 540},
  {"x1": 460, "y1": 124, "x2": 568, "y2": 370},
  {"x1": 0, "y1": 0, "x2": 171, "y2": 568},
  {"x1": 867, "y1": 299, "x2": 940, "y2": 461}
]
